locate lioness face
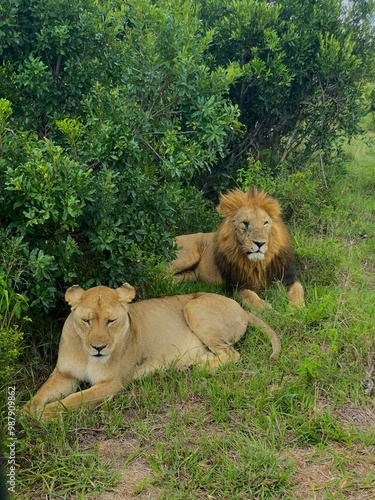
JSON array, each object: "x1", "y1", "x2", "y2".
[
  {"x1": 65, "y1": 284, "x2": 136, "y2": 358},
  {"x1": 232, "y1": 208, "x2": 272, "y2": 261}
]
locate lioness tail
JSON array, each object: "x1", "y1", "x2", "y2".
[{"x1": 246, "y1": 312, "x2": 281, "y2": 361}]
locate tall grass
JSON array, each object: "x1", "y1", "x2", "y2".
[{"x1": 12, "y1": 134, "x2": 375, "y2": 498}]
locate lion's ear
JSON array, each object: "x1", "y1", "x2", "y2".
[
  {"x1": 65, "y1": 285, "x2": 84, "y2": 307},
  {"x1": 116, "y1": 283, "x2": 136, "y2": 303},
  {"x1": 217, "y1": 189, "x2": 248, "y2": 218}
]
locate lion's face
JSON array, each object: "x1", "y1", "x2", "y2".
[
  {"x1": 232, "y1": 207, "x2": 272, "y2": 262},
  {"x1": 65, "y1": 284, "x2": 136, "y2": 359},
  {"x1": 216, "y1": 188, "x2": 283, "y2": 265}
]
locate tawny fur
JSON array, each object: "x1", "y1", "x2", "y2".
[
  {"x1": 170, "y1": 187, "x2": 305, "y2": 309},
  {"x1": 23, "y1": 283, "x2": 281, "y2": 420}
]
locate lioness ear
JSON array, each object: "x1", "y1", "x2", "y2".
[
  {"x1": 65, "y1": 285, "x2": 84, "y2": 307},
  {"x1": 116, "y1": 283, "x2": 136, "y2": 303}
]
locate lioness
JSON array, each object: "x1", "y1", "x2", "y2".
[
  {"x1": 170, "y1": 187, "x2": 305, "y2": 309},
  {"x1": 23, "y1": 283, "x2": 281, "y2": 420}
]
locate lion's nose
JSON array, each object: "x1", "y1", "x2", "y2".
[
  {"x1": 253, "y1": 241, "x2": 266, "y2": 250},
  {"x1": 91, "y1": 344, "x2": 107, "y2": 353}
]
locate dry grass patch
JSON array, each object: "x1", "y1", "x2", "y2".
[
  {"x1": 284, "y1": 443, "x2": 375, "y2": 499},
  {"x1": 337, "y1": 406, "x2": 375, "y2": 433}
]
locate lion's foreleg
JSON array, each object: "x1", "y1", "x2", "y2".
[
  {"x1": 288, "y1": 281, "x2": 305, "y2": 307},
  {"x1": 172, "y1": 269, "x2": 198, "y2": 282},
  {"x1": 22, "y1": 368, "x2": 78, "y2": 416},
  {"x1": 237, "y1": 289, "x2": 269, "y2": 310}
]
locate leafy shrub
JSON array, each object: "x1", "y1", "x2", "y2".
[
  {"x1": 0, "y1": 0, "x2": 243, "y2": 317},
  {"x1": 201, "y1": 0, "x2": 374, "y2": 176},
  {"x1": 0, "y1": 127, "x2": 94, "y2": 309},
  {"x1": 0, "y1": 276, "x2": 28, "y2": 392}
]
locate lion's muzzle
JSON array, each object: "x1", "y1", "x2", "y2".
[{"x1": 246, "y1": 241, "x2": 266, "y2": 261}]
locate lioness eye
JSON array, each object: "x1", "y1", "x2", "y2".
[
  {"x1": 107, "y1": 319, "x2": 116, "y2": 325},
  {"x1": 82, "y1": 318, "x2": 91, "y2": 325}
]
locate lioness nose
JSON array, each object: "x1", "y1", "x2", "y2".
[{"x1": 91, "y1": 344, "x2": 107, "y2": 353}]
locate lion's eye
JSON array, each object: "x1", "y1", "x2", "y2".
[
  {"x1": 264, "y1": 221, "x2": 270, "y2": 228},
  {"x1": 242, "y1": 221, "x2": 250, "y2": 230},
  {"x1": 82, "y1": 318, "x2": 91, "y2": 325},
  {"x1": 106, "y1": 319, "x2": 116, "y2": 326}
]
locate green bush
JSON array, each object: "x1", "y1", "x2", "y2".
[
  {"x1": 0, "y1": 0, "x2": 239, "y2": 312},
  {"x1": 0, "y1": 276, "x2": 28, "y2": 392},
  {"x1": 0, "y1": 127, "x2": 218, "y2": 310},
  {"x1": 201, "y1": 0, "x2": 374, "y2": 175}
]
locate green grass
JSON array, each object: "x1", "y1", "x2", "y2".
[{"x1": 10, "y1": 133, "x2": 375, "y2": 498}]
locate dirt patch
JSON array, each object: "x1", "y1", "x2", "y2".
[
  {"x1": 90, "y1": 436, "x2": 161, "y2": 500},
  {"x1": 283, "y1": 443, "x2": 375, "y2": 499},
  {"x1": 337, "y1": 406, "x2": 375, "y2": 432}
]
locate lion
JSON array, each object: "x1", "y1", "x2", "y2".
[
  {"x1": 170, "y1": 187, "x2": 305, "y2": 309},
  {"x1": 23, "y1": 283, "x2": 281, "y2": 420}
]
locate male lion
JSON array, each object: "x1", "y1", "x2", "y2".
[
  {"x1": 170, "y1": 187, "x2": 305, "y2": 309},
  {"x1": 23, "y1": 283, "x2": 281, "y2": 420}
]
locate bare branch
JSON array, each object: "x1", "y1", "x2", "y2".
[{"x1": 139, "y1": 137, "x2": 165, "y2": 162}]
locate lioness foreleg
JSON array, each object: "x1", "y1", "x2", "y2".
[
  {"x1": 22, "y1": 368, "x2": 78, "y2": 417},
  {"x1": 39, "y1": 380, "x2": 123, "y2": 420}
]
